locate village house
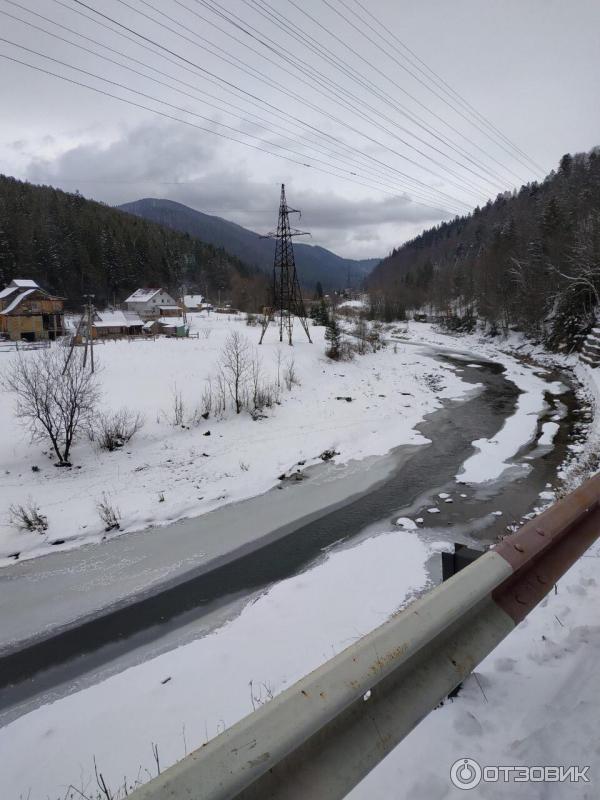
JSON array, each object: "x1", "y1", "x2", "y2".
[
  {"x1": 124, "y1": 288, "x2": 181, "y2": 320},
  {"x1": 183, "y1": 293, "x2": 203, "y2": 311},
  {"x1": 0, "y1": 279, "x2": 65, "y2": 342},
  {"x1": 143, "y1": 317, "x2": 189, "y2": 337},
  {"x1": 90, "y1": 309, "x2": 144, "y2": 339}
]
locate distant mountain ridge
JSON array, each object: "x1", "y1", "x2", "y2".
[
  {"x1": 0, "y1": 175, "x2": 264, "y2": 308},
  {"x1": 118, "y1": 198, "x2": 380, "y2": 290}
]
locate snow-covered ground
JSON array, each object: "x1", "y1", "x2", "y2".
[
  {"x1": 349, "y1": 539, "x2": 600, "y2": 799},
  {"x1": 0, "y1": 528, "x2": 436, "y2": 799},
  {"x1": 0, "y1": 315, "x2": 471, "y2": 565},
  {"x1": 1, "y1": 320, "x2": 598, "y2": 799}
]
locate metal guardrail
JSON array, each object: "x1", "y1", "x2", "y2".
[{"x1": 131, "y1": 473, "x2": 600, "y2": 800}]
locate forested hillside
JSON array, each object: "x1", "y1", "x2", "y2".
[
  {"x1": 118, "y1": 198, "x2": 380, "y2": 291},
  {"x1": 368, "y1": 149, "x2": 600, "y2": 348},
  {"x1": 0, "y1": 176, "x2": 266, "y2": 308}
]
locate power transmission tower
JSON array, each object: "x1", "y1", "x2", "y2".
[{"x1": 259, "y1": 184, "x2": 312, "y2": 346}]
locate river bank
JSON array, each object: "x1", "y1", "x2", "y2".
[{"x1": 0, "y1": 327, "x2": 588, "y2": 799}]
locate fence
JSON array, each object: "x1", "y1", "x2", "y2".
[{"x1": 0, "y1": 339, "x2": 51, "y2": 353}]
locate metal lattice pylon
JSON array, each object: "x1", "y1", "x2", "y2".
[{"x1": 259, "y1": 184, "x2": 312, "y2": 346}]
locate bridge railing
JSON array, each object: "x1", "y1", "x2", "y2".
[{"x1": 131, "y1": 473, "x2": 600, "y2": 800}]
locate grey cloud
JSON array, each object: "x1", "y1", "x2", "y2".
[{"x1": 22, "y1": 121, "x2": 450, "y2": 258}]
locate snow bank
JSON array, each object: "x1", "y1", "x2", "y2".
[
  {"x1": 0, "y1": 528, "x2": 435, "y2": 799},
  {"x1": 349, "y1": 539, "x2": 600, "y2": 800},
  {"x1": 0, "y1": 316, "x2": 471, "y2": 564},
  {"x1": 457, "y1": 364, "x2": 547, "y2": 484},
  {"x1": 539, "y1": 421, "x2": 560, "y2": 446},
  {"x1": 401, "y1": 325, "x2": 563, "y2": 485}
]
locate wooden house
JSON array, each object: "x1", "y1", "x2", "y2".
[
  {"x1": 90, "y1": 309, "x2": 144, "y2": 339},
  {"x1": 0, "y1": 279, "x2": 65, "y2": 341},
  {"x1": 157, "y1": 317, "x2": 189, "y2": 337}
]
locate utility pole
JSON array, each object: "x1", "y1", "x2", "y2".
[
  {"x1": 259, "y1": 184, "x2": 312, "y2": 346},
  {"x1": 180, "y1": 284, "x2": 187, "y2": 325},
  {"x1": 63, "y1": 294, "x2": 95, "y2": 374},
  {"x1": 82, "y1": 294, "x2": 95, "y2": 373}
]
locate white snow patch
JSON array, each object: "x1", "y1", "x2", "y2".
[
  {"x1": 457, "y1": 366, "x2": 548, "y2": 484},
  {"x1": 0, "y1": 317, "x2": 473, "y2": 564},
  {"x1": 539, "y1": 421, "x2": 560, "y2": 446},
  {"x1": 0, "y1": 530, "x2": 434, "y2": 798},
  {"x1": 394, "y1": 517, "x2": 417, "y2": 530}
]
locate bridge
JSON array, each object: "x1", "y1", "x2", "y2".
[{"x1": 128, "y1": 472, "x2": 600, "y2": 799}]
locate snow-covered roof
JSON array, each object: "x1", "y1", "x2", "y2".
[
  {"x1": 0, "y1": 288, "x2": 36, "y2": 315},
  {"x1": 158, "y1": 305, "x2": 181, "y2": 311},
  {"x1": 93, "y1": 310, "x2": 143, "y2": 328},
  {"x1": 125, "y1": 288, "x2": 163, "y2": 303},
  {"x1": 12, "y1": 279, "x2": 39, "y2": 289},
  {"x1": 184, "y1": 294, "x2": 203, "y2": 306},
  {"x1": 0, "y1": 279, "x2": 41, "y2": 300},
  {"x1": 338, "y1": 299, "x2": 366, "y2": 309}
]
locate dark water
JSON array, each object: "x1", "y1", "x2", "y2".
[{"x1": 0, "y1": 353, "x2": 581, "y2": 716}]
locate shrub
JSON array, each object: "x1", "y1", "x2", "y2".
[
  {"x1": 283, "y1": 357, "x2": 299, "y2": 390},
  {"x1": 97, "y1": 492, "x2": 121, "y2": 532},
  {"x1": 94, "y1": 408, "x2": 144, "y2": 451},
  {"x1": 9, "y1": 500, "x2": 48, "y2": 534}
]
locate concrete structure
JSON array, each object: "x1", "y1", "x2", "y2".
[
  {"x1": 124, "y1": 288, "x2": 179, "y2": 320},
  {"x1": 0, "y1": 279, "x2": 64, "y2": 341}
]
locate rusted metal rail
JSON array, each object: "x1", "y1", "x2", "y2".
[{"x1": 130, "y1": 473, "x2": 600, "y2": 800}]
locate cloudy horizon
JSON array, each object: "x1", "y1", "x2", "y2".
[{"x1": 1, "y1": 0, "x2": 599, "y2": 259}]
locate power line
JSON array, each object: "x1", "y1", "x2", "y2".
[
  {"x1": 239, "y1": 0, "x2": 512, "y2": 191},
  {"x1": 276, "y1": 0, "x2": 533, "y2": 186},
  {"x1": 43, "y1": 0, "x2": 470, "y2": 210},
  {"x1": 185, "y1": 0, "x2": 494, "y2": 198},
  {"x1": 347, "y1": 0, "x2": 546, "y2": 175},
  {"x1": 2, "y1": 5, "x2": 461, "y2": 206},
  {"x1": 57, "y1": 0, "x2": 475, "y2": 210},
  {"x1": 0, "y1": 48, "x2": 464, "y2": 215},
  {"x1": 318, "y1": 0, "x2": 542, "y2": 179}
]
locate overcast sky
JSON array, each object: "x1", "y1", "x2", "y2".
[{"x1": 1, "y1": 0, "x2": 599, "y2": 259}]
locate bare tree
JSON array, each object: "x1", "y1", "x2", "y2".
[
  {"x1": 219, "y1": 331, "x2": 251, "y2": 414},
  {"x1": 274, "y1": 348, "x2": 283, "y2": 390},
  {"x1": 550, "y1": 212, "x2": 600, "y2": 306},
  {"x1": 283, "y1": 356, "x2": 299, "y2": 390},
  {"x1": 2, "y1": 347, "x2": 100, "y2": 466},
  {"x1": 250, "y1": 349, "x2": 262, "y2": 409}
]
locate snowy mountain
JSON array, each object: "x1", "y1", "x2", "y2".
[{"x1": 118, "y1": 198, "x2": 380, "y2": 291}]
